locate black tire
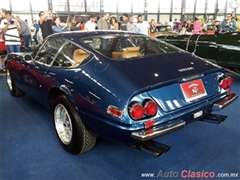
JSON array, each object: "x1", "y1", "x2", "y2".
[
  {"x1": 53, "y1": 94, "x2": 96, "y2": 154},
  {"x1": 6, "y1": 68, "x2": 25, "y2": 97}
]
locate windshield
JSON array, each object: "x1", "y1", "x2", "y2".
[
  {"x1": 81, "y1": 34, "x2": 180, "y2": 60},
  {"x1": 156, "y1": 26, "x2": 171, "y2": 32}
]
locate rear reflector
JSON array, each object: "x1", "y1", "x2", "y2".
[
  {"x1": 107, "y1": 105, "x2": 122, "y2": 118},
  {"x1": 144, "y1": 120, "x2": 154, "y2": 128},
  {"x1": 227, "y1": 89, "x2": 232, "y2": 95},
  {"x1": 144, "y1": 129, "x2": 153, "y2": 135}
]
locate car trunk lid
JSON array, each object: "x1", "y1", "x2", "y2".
[
  {"x1": 116, "y1": 52, "x2": 222, "y2": 112},
  {"x1": 116, "y1": 52, "x2": 219, "y2": 86}
]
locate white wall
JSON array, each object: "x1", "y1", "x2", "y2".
[
  {"x1": 147, "y1": 15, "x2": 158, "y2": 22},
  {"x1": 159, "y1": 15, "x2": 170, "y2": 24},
  {"x1": 159, "y1": 14, "x2": 181, "y2": 24}
]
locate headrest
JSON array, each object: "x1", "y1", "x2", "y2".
[
  {"x1": 74, "y1": 49, "x2": 88, "y2": 55},
  {"x1": 123, "y1": 47, "x2": 140, "y2": 52}
]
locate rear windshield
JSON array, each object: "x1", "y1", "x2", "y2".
[{"x1": 80, "y1": 34, "x2": 180, "y2": 60}]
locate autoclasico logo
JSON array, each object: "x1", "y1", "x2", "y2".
[
  {"x1": 181, "y1": 170, "x2": 215, "y2": 178},
  {"x1": 155, "y1": 170, "x2": 215, "y2": 178},
  {"x1": 141, "y1": 170, "x2": 238, "y2": 178}
]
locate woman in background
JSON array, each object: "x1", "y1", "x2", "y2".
[
  {"x1": 149, "y1": 19, "x2": 156, "y2": 37},
  {"x1": 52, "y1": 16, "x2": 69, "y2": 33},
  {"x1": 68, "y1": 14, "x2": 80, "y2": 31},
  {"x1": 109, "y1": 16, "x2": 119, "y2": 30},
  {"x1": 193, "y1": 17, "x2": 201, "y2": 34}
]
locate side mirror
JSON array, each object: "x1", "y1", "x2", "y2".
[{"x1": 24, "y1": 54, "x2": 33, "y2": 61}]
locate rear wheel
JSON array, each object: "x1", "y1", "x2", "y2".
[
  {"x1": 53, "y1": 94, "x2": 96, "y2": 154},
  {"x1": 6, "y1": 68, "x2": 25, "y2": 97}
]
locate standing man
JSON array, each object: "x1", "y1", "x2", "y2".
[
  {"x1": 33, "y1": 20, "x2": 39, "y2": 44},
  {"x1": 84, "y1": 14, "x2": 96, "y2": 31},
  {"x1": 220, "y1": 13, "x2": 236, "y2": 33},
  {"x1": 97, "y1": 13, "x2": 110, "y2": 30},
  {"x1": 97, "y1": 13, "x2": 110, "y2": 49},
  {"x1": 0, "y1": 10, "x2": 21, "y2": 53},
  {"x1": 127, "y1": 14, "x2": 137, "y2": 32},
  {"x1": 15, "y1": 15, "x2": 33, "y2": 52},
  {"x1": 39, "y1": 10, "x2": 54, "y2": 39},
  {"x1": 120, "y1": 13, "x2": 128, "y2": 31},
  {"x1": 136, "y1": 15, "x2": 150, "y2": 36}
]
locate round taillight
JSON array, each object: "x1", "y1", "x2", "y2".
[
  {"x1": 130, "y1": 104, "x2": 144, "y2": 120},
  {"x1": 221, "y1": 77, "x2": 233, "y2": 90},
  {"x1": 145, "y1": 101, "x2": 158, "y2": 116},
  {"x1": 221, "y1": 79, "x2": 229, "y2": 89},
  {"x1": 227, "y1": 76, "x2": 233, "y2": 87}
]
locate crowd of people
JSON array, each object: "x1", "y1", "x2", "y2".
[
  {"x1": 0, "y1": 7, "x2": 238, "y2": 75},
  {"x1": 167, "y1": 13, "x2": 237, "y2": 34}
]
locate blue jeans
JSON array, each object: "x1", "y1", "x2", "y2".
[
  {"x1": 7, "y1": 45, "x2": 20, "y2": 53},
  {"x1": 0, "y1": 55, "x2": 6, "y2": 70},
  {"x1": 23, "y1": 34, "x2": 33, "y2": 52},
  {"x1": 0, "y1": 60, "x2": 2, "y2": 70}
]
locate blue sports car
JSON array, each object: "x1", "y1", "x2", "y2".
[{"x1": 5, "y1": 31, "x2": 238, "y2": 157}]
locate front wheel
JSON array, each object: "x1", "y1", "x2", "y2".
[{"x1": 53, "y1": 94, "x2": 96, "y2": 154}]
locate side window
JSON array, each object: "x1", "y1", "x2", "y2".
[
  {"x1": 35, "y1": 38, "x2": 65, "y2": 65},
  {"x1": 52, "y1": 42, "x2": 90, "y2": 68}
]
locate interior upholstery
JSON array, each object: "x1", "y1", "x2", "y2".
[
  {"x1": 122, "y1": 47, "x2": 140, "y2": 58},
  {"x1": 72, "y1": 49, "x2": 89, "y2": 67},
  {"x1": 111, "y1": 51, "x2": 123, "y2": 59}
]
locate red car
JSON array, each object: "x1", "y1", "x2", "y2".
[{"x1": 0, "y1": 38, "x2": 7, "y2": 55}]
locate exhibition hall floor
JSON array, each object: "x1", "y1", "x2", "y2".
[{"x1": 0, "y1": 73, "x2": 239, "y2": 180}]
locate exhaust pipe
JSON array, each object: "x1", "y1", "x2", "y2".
[
  {"x1": 130, "y1": 140, "x2": 171, "y2": 158},
  {"x1": 199, "y1": 113, "x2": 228, "y2": 124}
]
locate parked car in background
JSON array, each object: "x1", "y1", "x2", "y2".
[
  {"x1": 202, "y1": 24, "x2": 216, "y2": 34},
  {"x1": 0, "y1": 35, "x2": 7, "y2": 57},
  {"x1": 157, "y1": 32, "x2": 240, "y2": 74},
  {"x1": 155, "y1": 25, "x2": 178, "y2": 36},
  {"x1": 5, "y1": 31, "x2": 238, "y2": 157}
]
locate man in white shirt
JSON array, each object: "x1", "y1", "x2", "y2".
[
  {"x1": 0, "y1": 10, "x2": 21, "y2": 53},
  {"x1": 136, "y1": 15, "x2": 150, "y2": 36},
  {"x1": 84, "y1": 14, "x2": 96, "y2": 31}
]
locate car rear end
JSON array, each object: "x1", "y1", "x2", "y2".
[
  {"x1": 111, "y1": 51, "x2": 238, "y2": 143},
  {"x1": 79, "y1": 33, "x2": 237, "y2": 145},
  {"x1": 128, "y1": 71, "x2": 237, "y2": 141}
]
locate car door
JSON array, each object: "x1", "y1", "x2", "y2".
[
  {"x1": 20, "y1": 38, "x2": 66, "y2": 103},
  {"x1": 193, "y1": 35, "x2": 218, "y2": 60}
]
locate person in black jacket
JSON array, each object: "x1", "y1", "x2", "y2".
[{"x1": 39, "y1": 10, "x2": 55, "y2": 39}]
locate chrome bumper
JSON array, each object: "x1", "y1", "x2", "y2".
[
  {"x1": 212, "y1": 93, "x2": 238, "y2": 111},
  {"x1": 131, "y1": 120, "x2": 186, "y2": 141}
]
